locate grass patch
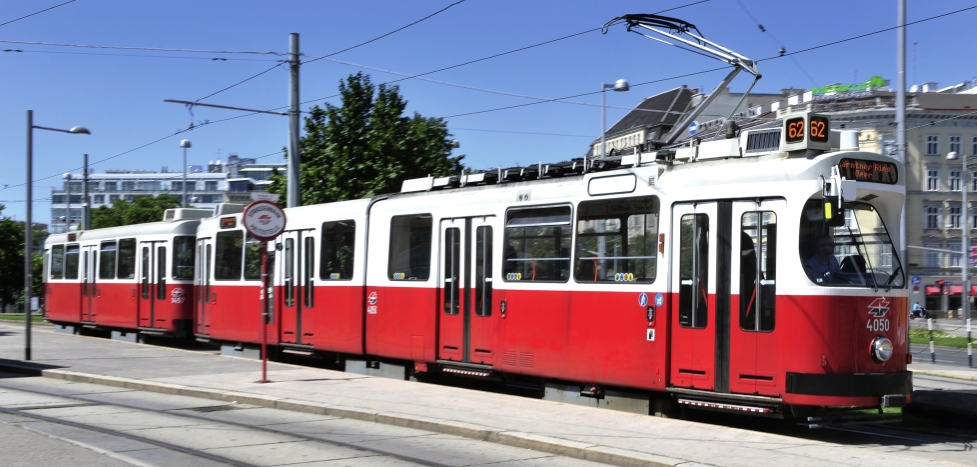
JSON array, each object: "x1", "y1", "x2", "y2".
[
  {"x1": 0, "y1": 314, "x2": 46, "y2": 323},
  {"x1": 910, "y1": 328, "x2": 972, "y2": 349}
]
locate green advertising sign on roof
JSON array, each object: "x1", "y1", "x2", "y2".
[{"x1": 812, "y1": 76, "x2": 887, "y2": 95}]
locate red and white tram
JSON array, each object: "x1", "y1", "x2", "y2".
[
  {"x1": 42, "y1": 112, "x2": 910, "y2": 418},
  {"x1": 44, "y1": 212, "x2": 203, "y2": 338}
]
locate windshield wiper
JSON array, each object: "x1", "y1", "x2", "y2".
[
  {"x1": 882, "y1": 265, "x2": 902, "y2": 291},
  {"x1": 846, "y1": 224, "x2": 880, "y2": 292}
]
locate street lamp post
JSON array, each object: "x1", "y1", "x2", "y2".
[
  {"x1": 600, "y1": 79, "x2": 630, "y2": 160},
  {"x1": 948, "y1": 150, "x2": 973, "y2": 367},
  {"x1": 180, "y1": 139, "x2": 191, "y2": 208},
  {"x1": 26, "y1": 110, "x2": 90, "y2": 361}
]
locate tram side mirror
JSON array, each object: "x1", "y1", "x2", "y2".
[{"x1": 822, "y1": 195, "x2": 845, "y2": 227}]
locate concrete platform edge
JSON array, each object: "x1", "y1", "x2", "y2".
[{"x1": 0, "y1": 361, "x2": 704, "y2": 467}]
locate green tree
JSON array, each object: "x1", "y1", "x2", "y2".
[
  {"x1": 91, "y1": 194, "x2": 182, "y2": 228},
  {"x1": 268, "y1": 72, "x2": 464, "y2": 205},
  {"x1": 0, "y1": 205, "x2": 47, "y2": 309}
]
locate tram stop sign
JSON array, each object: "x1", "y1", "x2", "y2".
[{"x1": 242, "y1": 200, "x2": 287, "y2": 241}]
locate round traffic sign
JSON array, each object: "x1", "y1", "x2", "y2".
[
  {"x1": 688, "y1": 121, "x2": 699, "y2": 136},
  {"x1": 242, "y1": 200, "x2": 287, "y2": 241}
]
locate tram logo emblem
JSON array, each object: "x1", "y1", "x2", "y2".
[
  {"x1": 867, "y1": 298, "x2": 890, "y2": 318},
  {"x1": 368, "y1": 292, "x2": 378, "y2": 305},
  {"x1": 171, "y1": 288, "x2": 184, "y2": 298},
  {"x1": 257, "y1": 213, "x2": 273, "y2": 225}
]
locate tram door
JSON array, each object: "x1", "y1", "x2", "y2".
[
  {"x1": 279, "y1": 230, "x2": 315, "y2": 345},
  {"x1": 729, "y1": 200, "x2": 782, "y2": 396},
  {"x1": 137, "y1": 242, "x2": 166, "y2": 328},
  {"x1": 81, "y1": 245, "x2": 97, "y2": 322},
  {"x1": 438, "y1": 216, "x2": 497, "y2": 365},
  {"x1": 195, "y1": 238, "x2": 213, "y2": 336}
]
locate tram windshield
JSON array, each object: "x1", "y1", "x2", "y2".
[{"x1": 799, "y1": 198, "x2": 904, "y2": 288}]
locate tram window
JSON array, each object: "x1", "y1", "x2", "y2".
[
  {"x1": 388, "y1": 214, "x2": 432, "y2": 281},
  {"x1": 117, "y1": 238, "x2": 136, "y2": 279},
  {"x1": 172, "y1": 236, "x2": 195, "y2": 280},
  {"x1": 304, "y1": 236, "x2": 315, "y2": 307},
  {"x1": 284, "y1": 238, "x2": 294, "y2": 306},
  {"x1": 475, "y1": 226, "x2": 493, "y2": 317},
  {"x1": 64, "y1": 244, "x2": 80, "y2": 279},
  {"x1": 50, "y1": 245, "x2": 64, "y2": 279},
  {"x1": 799, "y1": 198, "x2": 904, "y2": 288},
  {"x1": 244, "y1": 235, "x2": 263, "y2": 280},
  {"x1": 678, "y1": 214, "x2": 709, "y2": 328},
  {"x1": 443, "y1": 227, "x2": 461, "y2": 315},
  {"x1": 503, "y1": 206, "x2": 571, "y2": 282},
  {"x1": 141, "y1": 247, "x2": 150, "y2": 299},
  {"x1": 215, "y1": 231, "x2": 243, "y2": 280},
  {"x1": 99, "y1": 241, "x2": 117, "y2": 279},
  {"x1": 574, "y1": 196, "x2": 659, "y2": 283},
  {"x1": 740, "y1": 212, "x2": 777, "y2": 332},
  {"x1": 320, "y1": 220, "x2": 355, "y2": 280},
  {"x1": 157, "y1": 246, "x2": 167, "y2": 301}
]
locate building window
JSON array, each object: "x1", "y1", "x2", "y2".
[
  {"x1": 925, "y1": 204, "x2": 941, "y2": 229},
  {"x1": 949, "y1": 168, "x2": 962, "y2": 191},
  {"x1": 104, "y1": 181, "x2": 117, "y2": 191},
  {"x1": 972, "y1": 136, "x2": 977, "y2": 156},
  {"x1": 109, "y1": 194, "x2": 120, "y2": 203},
  {"x1": 971, "y1": 205, "x2": 977, "y2": 229},
  {"x1": 950, "y1": 135, "x2": 962, "y2": 155},
  {"x1": 926, "y1": 135, "x2": 940, "y2": 156},
  {"x1": 206, "y1": 181, "x2": 218, "y2": 191},
  {"x1": 949, "y1": 240, "x2": 962, "y2": 268},
  {"x1": 123, "y1": 194, "x2": 134, "y2": 202},
  {"x1": 93, "y1": 194, "x2": 105, "y2": 204},
  {"x1": 948, "y1": 203, "x2": 961, "y2": 229},
  {"x1": 51, "y1": 195, "x2": 65, "y2": 204},
  {"x1": 927, "y1": 167, "x2": 940, "y2": 191},
  {"x1": 121, "y1": 181, "x2": 135, "y2": 191},
  {"x1": 924, "y1": 241, "x2": 941, "y2": 268}
]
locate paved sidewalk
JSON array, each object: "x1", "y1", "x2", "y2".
[{"x1": 0, "y1": 322, "x2": 972, "y2": 467}]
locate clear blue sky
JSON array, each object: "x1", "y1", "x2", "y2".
[{"x1": 1, "y1": 0, "x2": 975, "y2": 224}]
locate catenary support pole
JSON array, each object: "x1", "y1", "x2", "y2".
[
  {"x1": 897, "y1": 0, "x2": 909, "y2": 349},
  {"x1": 25, "y1": 110, "x2": 33, "y2": 361},
  {"x1": 287, "y1": 33, "x2": 301, "y2": 208},
  {"x1": 928, "y1": 317, "x2": 935, "y2": 363},
  {"x1": 260, "y1": 243, "x2": 269, "y2": 383},
  {"x1": 82, "y1": 154, "x2": 88, "y2": 230}
]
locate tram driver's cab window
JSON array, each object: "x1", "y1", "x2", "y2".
[
  {"x1": 388, "y1": 214, "x2": 432, "y2": 281},
  {"x1": 799, "y1": 198, "x2": 904, "y2": 288},
  {"x1": 574, "y1": 196, "x2": 659, "y2": 283},
  {"x1": 503, "y1": 206, "x2": 571, "y2": 282}
]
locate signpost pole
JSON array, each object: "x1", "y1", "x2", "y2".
[{"x1": 260, "y1": 243, "x2": 269, "y2": 383}]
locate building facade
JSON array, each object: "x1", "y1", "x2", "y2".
[{"x1": 51, "y1": 154, "x2": 285, "y2": 233}]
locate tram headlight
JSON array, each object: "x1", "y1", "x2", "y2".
[{"x1": 870, "y1": 336, "x2": 893, "y2": 363}]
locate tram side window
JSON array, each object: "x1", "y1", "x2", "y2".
[
  {"x1": 99, "y1": 241, "x2": 117, "y2": 279},
  {"x1": 678, "y1": 214, "x2": 709, "y2": 328},
  {"x1": 215, "y1": 231, "x2": 243, "y2": 280},
  {"x1": 117, "y1": 238, "x2": 136, "y2": 279},
  {"x1": 172, "y1": 236, "x2": 195, "y2": 280},
  {"x1": 388, "y1": 214, "x2": 432, "y2": 281},
  {"x1": 740, "y1": 212, "x2": 777, "y2": 332},
  {"x1": 50, "y1": 245, "x2": 64, "y2": 279},
  {"x1": 799, "y1": 198, "x2": 904, "y2": 288},
  {"x1": 574, "y1": 196, "x2": 659, "y2": 283},
  {"x1": 503, "y1": 206, "x2": 572, "y2": 282},
  {"x1": 64, "y1": 244, "x2": 80, "y2": 279},
  {"x1": 320, "y1": 220, "x2": 355, "y2": 280},
  {"x1": 244, "y1": 235, "x2": 263, "y2": 280}
]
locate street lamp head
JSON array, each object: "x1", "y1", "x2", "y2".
[
  {"x1": 68, "y1": 126, "x2": 90, "y2": 135},
  {"x1": 450, "y1": 139, "x2": 460, "y2": 149},
  {"x1": 947, "y1": 151, "x2": 960, "y2": 161},
  {"x1": 63, "y1": 172, "x2": 70, "y2": 180},
  {"x1": 180, "y1": 139, "x2": 192, "y2": 148},
  {"x1": 613, "y1": 79, "x2": 630, "y2": 92}
]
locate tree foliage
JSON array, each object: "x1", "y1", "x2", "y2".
[
  {"x1": 268, "y1": 72, "x2": 465, "y2": 205},
  {"x1": 91, "y1": 195, "x2": 182, "y2": 229},
  {"x1": 0, "y1": 205, "x2": 47, "y2": 309}
]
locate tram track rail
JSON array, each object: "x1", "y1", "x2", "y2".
[{"x1": 0, "y1": 379, "x2": 455, "y2": 467}]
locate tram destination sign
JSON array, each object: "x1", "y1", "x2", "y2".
[
  {"x1": 837, "y1": 158, "x2": 898, "y2": 185},
  {"x1": 242, "y1": 200, "x2": 287, "y2": 241}
]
